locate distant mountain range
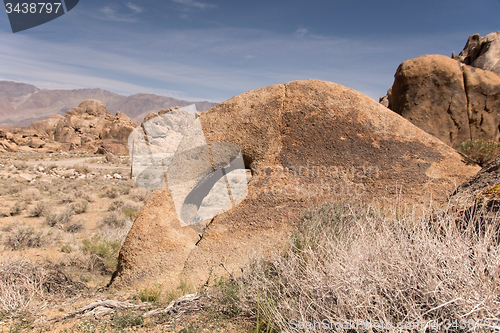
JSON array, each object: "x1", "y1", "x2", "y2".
[{"x1": 0, "y1": 81, "x2": 217, "y2": 127}]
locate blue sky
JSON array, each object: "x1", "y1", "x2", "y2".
[{"x1": 0, "y1": 0, "x2": 499, "y2": 102}]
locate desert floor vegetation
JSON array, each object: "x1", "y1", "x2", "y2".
[
  {"x1": 0, "y1": 151, "x2": 157, "y2": 331},
  {"x1": 1, "y1": 151, "x2": 499, "y2": 332}
]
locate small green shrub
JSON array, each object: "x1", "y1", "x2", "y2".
[
  {"x1": 460, "y1": 139, "x2": 500, "y2": 166},
  {"x1": 60, "y1": 244, "x2": 72, "y2": 253},
  {"x1": 112, "y1": 310, "x2": 144, "y2": 329},
  {"x1": 138, "y1": 284, "x2": 162, "y2": 303},
  {"x1": 81, "y1": 236, "x2": 121, "y2": 273},
  {"x1": 124, "y1": 208, "x2": 138, "y2": 221}
]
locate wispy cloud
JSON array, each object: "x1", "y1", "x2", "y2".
[
  {"x1": 0, "y1": 26, "x2": 470, "y2": 102},
  {"x1": 95, "y1": 3, "x2": 144, "y2": 22},
  {"x1": 294, "y1": 28, "x2": 308, "y2": 39},
  {"x1": 125, "y1": 2, "x2": 144, "y2": 14},
  {"x1": 171, "y1": 0, "x2": 216, "y2": 10}
]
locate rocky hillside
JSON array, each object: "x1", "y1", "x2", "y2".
[
  {"x1": 381, "y1": 32, "x2": 500, "y2": 151},
  {"x1": 0, "y1": 81, "x2": 216, "y2": 126},
  {"x1": 110, "y1": 79, "x2": 480, "y2": 290},
  {"x1": 0, "y1": 100, "x2": 139, "y2": 155}
]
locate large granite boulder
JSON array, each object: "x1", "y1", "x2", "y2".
[
  {"x1": 454, "y1": 32, "x2": 500, "y2": 77},
  {"x1": 390, "y1": 55, "x2": 500, "y2": 150},
  {"x1": 111, "y1": 80, "x2": 480, "y2": 290}
]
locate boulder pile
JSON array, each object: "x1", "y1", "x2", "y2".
[{"x1": 0, "y1": 100, "x2": 139, "y2": 154}]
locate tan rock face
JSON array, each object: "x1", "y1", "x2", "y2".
[
  {"x1": 462, "y1": 66, "x2": 500, "y2": 142},
  {"x1": 391, "y1": 55, "x2": 470, "y2": 149},
  {"x1": 454, "y1": 32, "x2": 500, "y2": 76},
  {"x1": 111, "y1": 80, "x2": 480, "y2": 290},
  {"x1": 390, "y1": 54, "x2": 500, "y2": 150}
]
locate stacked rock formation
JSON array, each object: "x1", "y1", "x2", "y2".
[
  {"x1": 382, "y1": 32, "x2": 500, "y2": 151},
  {"x1": 453, "y1": 32, "x2": 500, "y2": 76},
  {"x1": 0, "y1": 99, "x2": 138, "y2": 154},
  {"x1": 110, "y1": 79, "x2": 480, "y2": 290}
]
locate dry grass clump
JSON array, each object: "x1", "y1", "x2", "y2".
[
  {"x1": 28, "y1": 201, "x2": 46, "y2": 217},
  {"x1": 45, "y1": 206, "x2": 75, "y2": 227},
  {"x1": 108, "y1": 199, "x2": 124, "y2": 211},
  {"x1": 20, "y1": 188, "x2": 40, "y2": 204},
  {"x1": 102, "y1": 186, "x2": 119, "y2": 199},
  {"x1": 9, "y1": 202, "x2": 25, "y2": 216},
  {"x1": 101, "y1": 212, "x2": 126, "y2": 228},
  {"x1": 75, "y1": 187, "x2": 97, "y2": 203},
  {"x1": 73, "y1": 164, "x2": 92, "y2": 174},
  {"x1": 235, "y1": 200, "x2": 500, "y2": 332},
  {"x1": 129, "y1": 187, "x2": 151, "y2": 202},
  {"x1": 71, "y1": 200, "x2": 89, "y2": 214},
  {"x1": 0, "y1": 260, "x2": 86, "y2": 313},
  {"x1": 65, "y1": 221, "x2": 83, "y2": 233},
  {"x1": 4, "y1": 226, "x2": 45, "y2": 250}
]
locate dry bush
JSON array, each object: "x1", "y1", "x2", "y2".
[
  {"x1": 102, "y1": 186, "x2": 119, "y2": 199},
  {"x1": 108, "y1": 199, "x2": 124, "y2": 211},
  {"x1": 129, "y1": 187, "x2": 151, "y2": 202},
  {"x1": 235, "y1": 201, "x2": 500, "y2": 332},
  {"x1": 65, "y1": 221, "x2": 83, "y2": 233},
  {"x1": 28, "y1": 201, "x2": 46, "y2": 217},
  {"x1": 45, "y1": 206, "x2": 74, "y2": 227},
  {"x1": 4, "y1": 227, "x2": 45, "y2": 250},
  {"x1": 73, "y1": 164, "x2": 92, "y2": 174},
  {"x1": 59, "y1": 193, "x2": 76, "y2": 204},
  {"x1": 75, "y1": 187, "x2": 97, "y2": 203},
  {"x1": 20, "y1": 188, "x2": 40, "y2": 204},
  {"x1": 0, "y1": 260, "x2": 87, "y2": 313},
  {"x1": 71, "y1": 200, "x2": 89, "y2": 214},
  {"x1": 122, "y1": 200, "x2": 143, "y2": 221},
  {"x1": 101, "y1": 212, "x2": 126, "y2": 228},
  {"x1": 9, "y1": 202, "x2": 24, "y2": 216}
]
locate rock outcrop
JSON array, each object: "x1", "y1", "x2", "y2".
[
  {"x1": 449, "y1": 154, "x2": 500, "y2": 241},
  {"x1": 111, "y1": 79, "x2": 480, "y2": 290},
  {"x1": 389, "y1": 54, "x2": 500, "y2": 150},
  {"x1": 454, "y1": 32, "x2": 500, "y2": 77},
  {"x1": 27, "y1": 100, "x2": 138, "y2": 154}
]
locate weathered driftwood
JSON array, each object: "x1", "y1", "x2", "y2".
[
  {"x1": 142, "y1": 293, "x2": 200, "y2": 318},
  {"x1": 45, "y1": 293, "x2": 201, "y2": 323}
]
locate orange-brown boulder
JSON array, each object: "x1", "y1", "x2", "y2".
[
  {"x1": 111, "y1": 80, "x2": 480, "y2": 290},
  {"x1": 391, "y1": 55, "x2": 500, "y2": 150}
]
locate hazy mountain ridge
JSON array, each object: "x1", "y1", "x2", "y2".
[{"x1": 0, "y1": 81, "x2": 217, "y2": 126}]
